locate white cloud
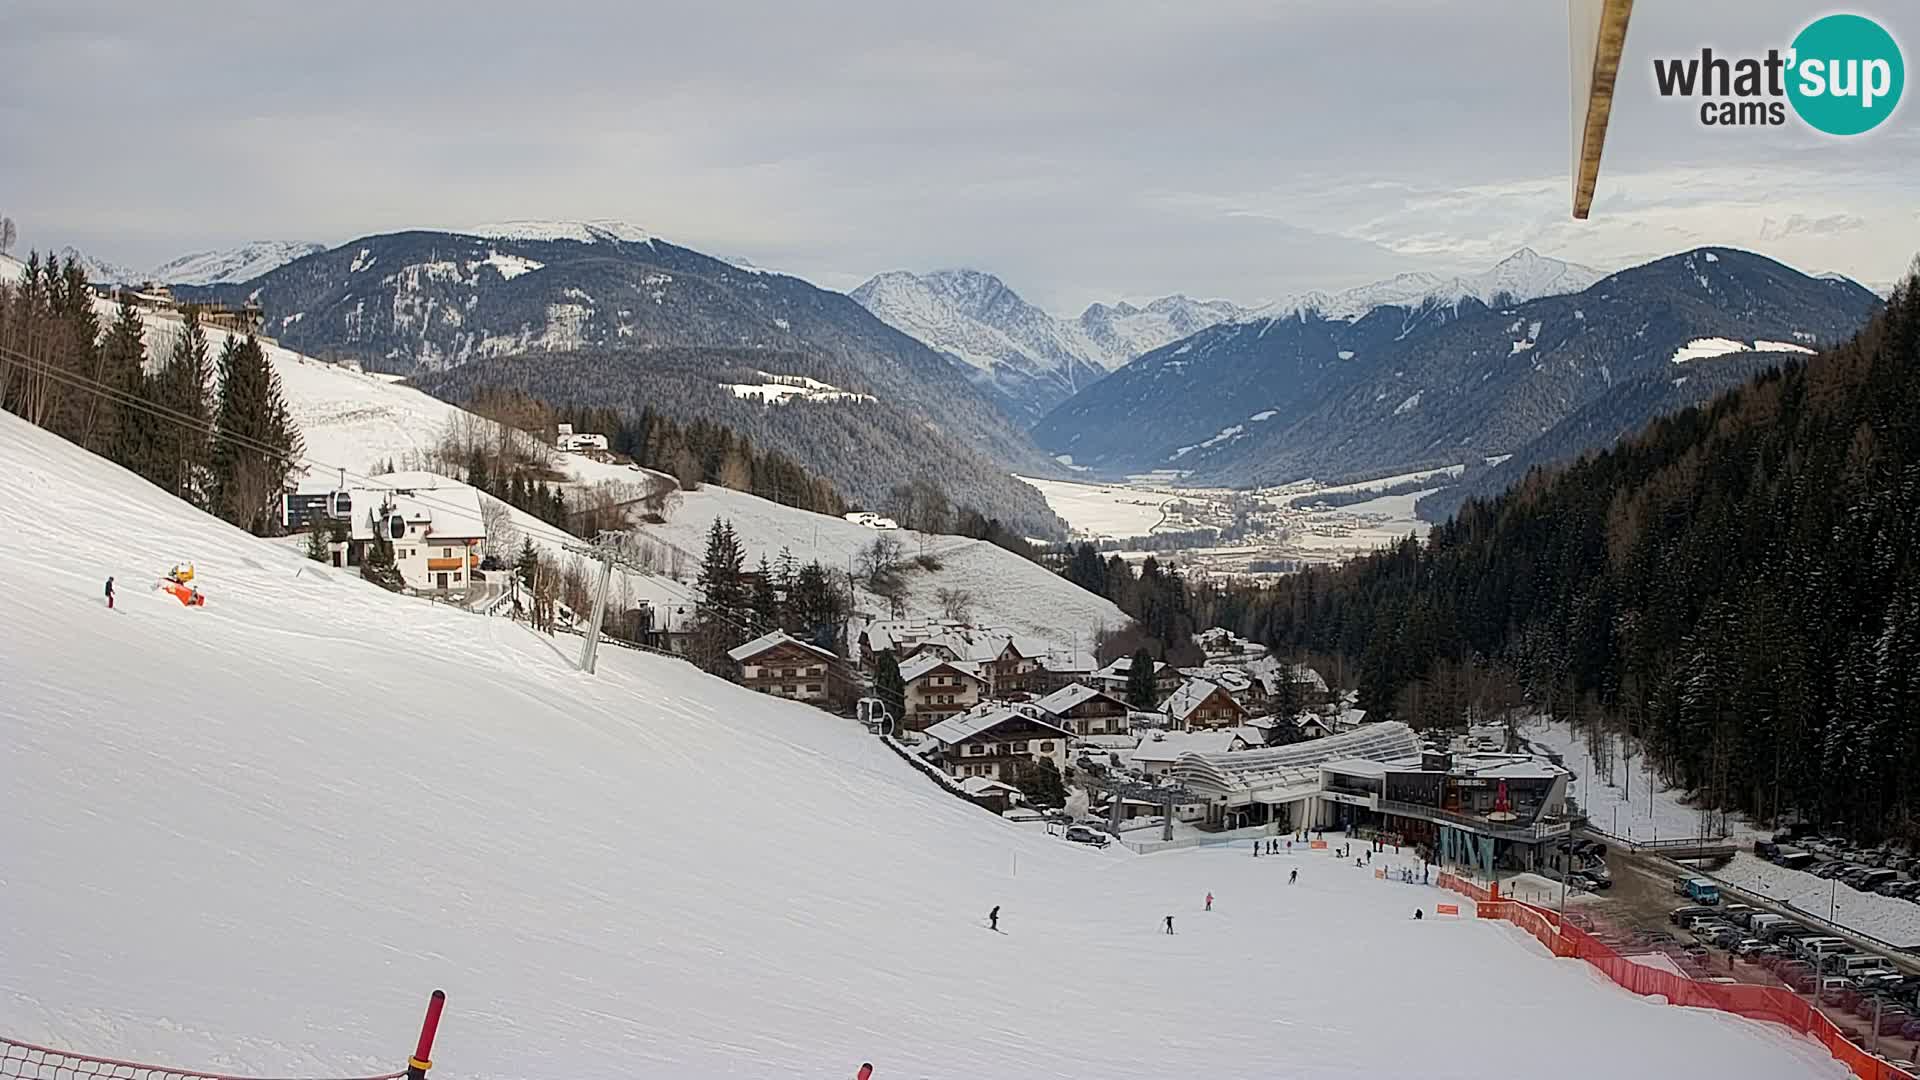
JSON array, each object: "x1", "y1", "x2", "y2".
[{"x1": 0, "y1": 0, "x2": 1910, "y2": 312}]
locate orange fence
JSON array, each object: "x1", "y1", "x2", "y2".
[{"x1": 1433, "y1": 876, "x2": 1914, "y2": 1080}]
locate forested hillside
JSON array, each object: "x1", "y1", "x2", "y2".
[
  {"x1": 411, "y1": 346, "x2": 1065, "y2": 540},
  {"x1": 1212, "y1": 269, "x2": 1920, "y2": 841}
]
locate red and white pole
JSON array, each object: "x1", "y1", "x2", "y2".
[{"x1": 407, "y1": 991, "x2": 446, "y2": 1080}]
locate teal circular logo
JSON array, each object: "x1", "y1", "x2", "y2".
[{"x1": 1787, "y1": 14, "x2": 1904, "y2": 135}]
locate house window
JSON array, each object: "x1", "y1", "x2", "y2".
[
  {"x1": 1039, "y1": 741, "x2": 1054, "y2": 752},
  {"x1": 968, "y1": 744, "x2": 984, "y2": 756},
  {"x1": 806, "y1": 684, "x2": 821, "y2": 692},
  {"x1": 443, "y1": 547, "x2": 453, "y2": 558},
  {"x1": 1013, "y1": 741, "x2": 1028, "y2": 753}
]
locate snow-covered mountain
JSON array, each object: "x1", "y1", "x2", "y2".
[
  {"x1": 55, "y1": 246, "x2": 140, "y2": 285},
  {"x1": 150, "y1": 241, "x2": 327, "y2": 285},
  {"x1": 851, "y1": 269, "x2": 1247, "y2": 423},
  {"x1": 1248, "y1": 248, "x2": 1604, "y2": 322},
  {"x1": 852, "y1": 252, "x2": 1599, "y2": 425},
  {"x1": 1035, "y1": 248, "x2": 1881, "y2": 494},
  {"x1": 851, "y1": 270, "x2": 1116, "y2": 423},
  {"x1": 1076, "y1": 294, "x2": 1249, "y2": 369}
]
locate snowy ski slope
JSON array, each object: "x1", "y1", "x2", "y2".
[
  {"x1": 0, "y1": 411, "x2": 1849, "y2": 1080},
  {"x1": 632, "y1": 481, "x2": 1128, "y2": 652}
]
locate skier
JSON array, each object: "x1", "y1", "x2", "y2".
[
  {"x1": 988, "y1": 905, "x2": 999, "y2": 932},
  {"x1": 1367, "y1": 850, "x2": 1373, "y2": 865},
  {"x1": 1252, "y1": 840, "x2": 1260, "y2": 857},
  {"x1": 1289, "y1": 868, "x2": 1298, "y2": 884},
  {"x1": 1205, "y1": 892, "x2": 1213, "y2": 912},
  {"x1": 104, "y1": 576, "x2": 114, "y2": 609},
  {"x1": 1164, "y1": 915, "x2": 1174, "y2": 935},
  {"x1": 1414, "y1": 908, "x2": 1424, "y2": 921}
]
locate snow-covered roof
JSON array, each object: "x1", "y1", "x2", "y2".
[
  {"x1": 1132, "y1": 730, "x2": 1241, "y2": 764},
  {"x1": 342, "y1": 473, "x2": 486, "y2": 543},
  {"x1": 1177, "y1": 666, "x2": 1254, "y2": 693},
  {"x1": 1172, "y1": 722, "x2": 1422, "y2": 797},
  {"x1": 923, "y1": 706, "x2": 1072, "y2": 747},
  {"x1": 1333, "y1": 707, "x2": 1369, "y2": 729},
  {"x1": 1073, "y1": 734, "x2": 1139, "y2": 751},
  {"x1": 1320, "y1": 757, "x2": 1394, "y2": 778},
  {"x1": 1160, "y1": 679, "x2": 1242, "y2": 723},
  {"x1": 1094, "y1": 656, "x2": 1168, "y2": 681},
  {"x1": 1228, "y1": 725, "x2": 1269, "y2": 748},
  {"x1": 1033, "y1": 683, "x2": 1123, "y2": 716},
  {"x1": 899, "y1": 652, "x2": 984, "y2": 685},
  {"x1": 1456, "y1": 757, "x2": 1569, "y2": 782},
  {"x1": 959, "y1": 776, "x2": 1024, "y2": 800},
  {"x1": 727, "y1": 630, "x2": 836, "y2": 665}
]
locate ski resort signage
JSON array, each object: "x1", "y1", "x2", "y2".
[{"x1": 1652, "y1": 13, "x2": 1904, "y2": 134}]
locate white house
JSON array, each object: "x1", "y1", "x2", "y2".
[
  {"x1": 899, "y1": 653, "x2": 988, "y2": 729},
  {"x1": 554, "y1": 423, "x2": 609, "y2": 453},
  {"x1": 345, "y1": 472, "x2": 487, "y2": 592},
  {"x1": 1128, "y1": 729, "x2": 1247, "y2": 779}
]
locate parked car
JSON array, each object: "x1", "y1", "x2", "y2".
[
  {"x1": 1720, "y1": 904, "x2": 1759, "y2": 928},
  {"x1": 1813, "y1": 861, "x2": 1846, "y2": 878},
  {"x1": 1819, "y1": 977, "x2": 1856, "y2": 1005},
  {"x1": 1733, "y1": 938, "x2": 1768, "y2": 957},
  {"x1": 1902, "y1": 1017, "x2": 1920, "y2": 1040},
  {"x1": 1875, "y1": 1008, "x2": 1911, "y2": 1036},
  {"x1": 1063, "y1": 825, "x2": 1111, "y2": 848},
  {"x1": 1670, "y1": 905, "x2": 1717, "y2": 926}
]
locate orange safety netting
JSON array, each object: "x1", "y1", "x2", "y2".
[{"x1": 1434, "y1": 874, "x2": 1916, "y2": 1080}]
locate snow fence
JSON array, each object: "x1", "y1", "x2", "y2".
[
  {"x1": 1435, "y1": 875, "x2": 1915, "y2": 1080},
  {"x1": 2, "y1": 992, "x2": 445, "y2": 1080}
]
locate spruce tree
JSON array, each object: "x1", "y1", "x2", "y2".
[
  {"x1": 100, "y1": 294, "x2": 150, "y2": 473},
  {"x1": 305, "y1": 528, "x2": 330, "y2": 563},
  {"x1": 1125, "y1": 646, "x2": 1158, "y2": 710},
  {"x1": 151, "y1": 307, "x2": 214, "y2": 506},
  {"x1": 516, "y1": 538, "x2": 539, "y2": 588},
  {"x1": 360, "y1": 538, "x2": 405, "y2": 592},
  {"x1": 211, "y1": 334, "x2": 302, "y2": 534},
  {"x1": 874, "y1": 650, "x2": 906, "y2": 727},
  {"x1": 749, "y1": 555, "x2": 778, "y2": 631}
]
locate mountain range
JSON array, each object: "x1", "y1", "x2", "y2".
[
  {"x1": 851, "y1": 249, "x2": 1603, "y2": 424},
  {"x1": 176, "y1": 222, "x2": 1069, "y2": 538},
  {"x1": 851, "y1": 269, "x2": 1244, "y2": 422},
  {"x1": 1032, "y1": 248, "x2": 1882, "y2": 494}
]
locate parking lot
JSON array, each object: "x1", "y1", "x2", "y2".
[{"x1": 1571, "y1": 848, "x2": 1920, "y2": 1070}]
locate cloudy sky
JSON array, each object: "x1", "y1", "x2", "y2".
[{"x1": 2, "y1": 0, "x2": 1913, "y2": 312}]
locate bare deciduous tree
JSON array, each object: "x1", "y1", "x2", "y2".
[{"x1": 936, "y1": 586, "x2": 974, "y2": 623}]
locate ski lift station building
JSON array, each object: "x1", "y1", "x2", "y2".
[{"x1": 1170, "y1": 721, "x2": 1573, "y2": 878}]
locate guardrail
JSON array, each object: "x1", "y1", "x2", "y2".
[{"x1": 1650, "y1": 854, "x2": 1920, "y2": 960}]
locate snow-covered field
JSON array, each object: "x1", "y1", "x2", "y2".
[
  {"x1": 1715, "y1": 854, "x2": 1920, "y2": 949},
  {"x1": 0, "y1": 410, "x2": 1858, "y2": 1080},
  {"x1": 635, "y1": 481, "x2": 1127, "y2": 651},
  {"x1": 1014, "y1": 475, "x2": 1170, "y2": 539}
]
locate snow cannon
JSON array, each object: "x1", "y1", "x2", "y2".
[
  {"x1": 161, "y1": 580, "x2": 206, "y2": 607},
  {"x1": 166, "y1": 562, "x2": 196, "y2": 584}
]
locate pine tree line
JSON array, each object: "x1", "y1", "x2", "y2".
[
  {"x1": 0, "y1": 253, "x2": 302, "y2": 535},
  {"x1": 687, "y1": 516, "x2": 849, "y2": 675}
]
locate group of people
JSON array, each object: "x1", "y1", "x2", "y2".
[{"x1": 1251, "y1": 836, "x2": 1301, "y2": 856}]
